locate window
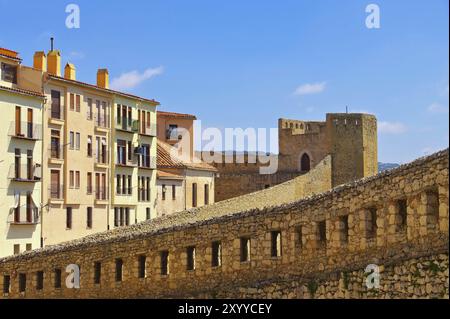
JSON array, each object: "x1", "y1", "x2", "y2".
[
  {"x1": 170, "y1": 184, "x2": 176, "y2": 200},
  {"x1": 115, "y1": 259, "x2": 123, "y2": 282},
  {"x1": 54, "y1": 269, "x2": 62, "y2": 288},
  {"x1": 14, "y1": 244, "x2": 20, "y2": 255},
  {"x1": 160, "y1": 251, "x2": 169, "y2": 276},
  {"x1": 87, "y1": 207, "x2": 93, "y2": 229},
  {"x1": 3, "y1": 275, "x2": 10, "y2": 294},
  {"x1": 127, "y1": 141, "x2": 132, "y2": 161},
  {"x1": 114, "y1": 208, "x2": 119, "y2": 227},
  {"x1": 212, "y1": 241, "x2": 222, "y2": 267},
  {"x1": 94, "y1": 262, "x2": 101, "y2": 284},
  {"x1": 51, "y1": 90, "x2": 61, "y2": 119},
  {"x1": 204, "y1": 184, "x2": 209, "y2": 205},
  {"x1": 76, "y1": 133, "x2": 80, "y2": 150},
  {"x1": 26, "y1": 243, "x2": 32, "y2": 251},
  {"x1": 271, "y1": 231, "x2": 282, "y2": 257},
  {"x1": 66, "y1": 207, "x2": 72, "y2": 229},
  {"x1": 70, "y1": 93, "x2": 75, "y2": 111},
  {"x1": 14, "y1": 148, "x2": 21, "y2": 180},
  {"x1": 125, "y1": 208, "x2": 130, "y2": 226},
  {"x1": 19, "y1": 273, "x2": 26, "y2": 293},
  {"x1": 87, "y1": 98, "x2": 93, "y2": 120},
  {"x1": 397, "y1": 199, "x2": 407, "y2": 232},
  {"x1": 367, "y1": 208, "x2": 377, "y2": 238},
  {"x1": 76, "y1": 95, "x2": 81, "y2": 112},
  {"x1": 240, "y1": 237, "x2": 250, "y2": 262},
  {"x1": 127, "y1": 175, "x2": 132, "y2": 195},
  {"x1": 75, "y1": 171, "x2": 80, "y2": 189},
  {"x1": 138, "y1": 255, "x2": 147, "y2": 279},
  {"x1": 116, "y1": 104, "x2": 121, "y2": 124},
  {"x1": 146, "y1": 208, "x2": 151, "y2": 220},
  {"x1": 87, "y1": 172, "x2": 93, "y2": 194},
  {"x1": 186, "y1": 246, "x2": 196, "y2": 271},
  {"x1": 36, "y1": 271, "x2": 44, "y2": 290},
  {"x1": 162, "y1": 184, "x2": 166, "y2": 201},
  {"x1": 87, "y1": 136, "x2": 92, "y2": 157},
  {"x1": 69, "y1": 171, "x2": 74, "y2": 188},
  {"x1": 192, "y1": 183, "x2": 197, "y2": 207},
  {"x1": 339, "y1": 215, "x2": 349, "y2": 244},
  {"x1": 69, "y1": 131, "x2": 74, "y2": 149},
  {"x1": 167, "y1": 124, "x2": 178, "y2": 140},
  {"x1": 122, "y1": 175, "x2": 126, "y2": 194},
  {"x1": 317, "y1": 221, "x2": 326, "y2": 248},
  {"x1": 1, "y1": 62, "x2": 17, "y2": 83},
  {"x1": 117, "y1": 140, "x2": 126, "y2": 165}
]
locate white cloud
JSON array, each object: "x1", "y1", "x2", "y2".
[
  {"x1": 293, "y1": 82, "x2": 326, "y2": 96},
  {"x1": 68, "y1": 51, "x2": 85, "y2": 60},
  {"x1": 427, "y1": 102, "x2": 448, "y2": 114},
  {"x1": 378, "y1": 121, "x2": 407, "y2": 134},
  {"x1": 111, "y1": 66, "x2": 164, "y2": 91}
]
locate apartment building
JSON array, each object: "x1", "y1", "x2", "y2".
[
  {"x1": 156, "y1": 111, "x2": 216, "y2": 216},
  {"x1": 0, "y1": 48, "x2": 44, "y2": 257},
  {"x1": 34, "y1": 48, "x2": 158, "y2": 246}
]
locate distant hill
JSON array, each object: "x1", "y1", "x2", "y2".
[{"x1": 378, "y1": 162, "x2": 400, "y2": 172}]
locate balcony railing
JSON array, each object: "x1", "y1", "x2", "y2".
[
  {"x1": 115, "y1": 117, "x2": 139, "y2": 133},
  {"x1": 94, "y1": 114, "x2": 109, "y2": 129},
  {"x1": 138, "y1": 155, "x2": 157, "y2": 170},
  {"x1": 8, "y1": 164, "x2": 41, "y2": 182},
  {"x1": 49, "y1": 145, "x2": 64, "y2": 160},
  {"x1": 95, "y1": 150, "x2": 109, "y2": 165},
  {"x1": 139, "y1": 123, "x2": 157, "y2": 137},
  {"x1": 8, "y1": 206, "x2": 40, "y2": 225},
  {"x1": 50, "y1": 107, "x2": 64, "y2": 121},
  {"x1": 116, "y1": 188, "x2": 133, "y2": 196},
  {"x1": 49, "y1": 185, "x2": 64, "y2": 200},
  {"x1": 95, "y1": 187, "x2": 109, "y2": 201},
  {"x1": 8, "y1": 122, "x2": 42, "y2": 140}
]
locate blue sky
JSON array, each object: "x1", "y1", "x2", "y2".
[{"x1": 1, "y1": 0, "x2": 448, "y2": 163}]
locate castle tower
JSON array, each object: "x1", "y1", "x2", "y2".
[{"x1": 326, "y1": 113, "x2": 378, "y2": 187}]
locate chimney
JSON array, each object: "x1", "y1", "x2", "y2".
[
  {"x1": 47, "y1": 50, "x2": 61, "y2": 76},
  {"x1": 64, "y1": 63, "x2": 76, "y2": 80},
  {"x1": 33, "y1": 51, "x2": 47, "y2": 71},
  {"x1": 97, "y1": 69, "x2": 109, "y2": 89}
]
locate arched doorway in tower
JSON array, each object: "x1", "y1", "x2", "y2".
[{"x1": 300, "y1": 153, "x2": 311, "y2": 172}]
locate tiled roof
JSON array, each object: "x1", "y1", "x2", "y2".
[
  {"x1": 47, "y1": 74, "x2": 160, "y2": 105},
  {"x1": 157, "y1": 140, "x2": 217, "y2": 172},
  {"x1": 158, "y1": 110, "x2": 197, "y2": 120},
  {"x1": 157, "y1": 170, "x2": 184, "y2": 180},
  {"x1": 0, "y1": 85, "x2": 45, "y2": 98},
  {"x1": 0, "y1": 48, "x2": 21, "y2": 61}
]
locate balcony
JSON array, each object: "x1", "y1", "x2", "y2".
[
  {"x1": 94, "y1": 114, "x2": 110, "y2": 132},
  {"x1": 138, "y1": 155, "x2": 157, "y2": 170},
  {"x1": 8, "y1": 164, "x2": 41, "y2": 182},
  {"x1": 95, "y1": 187, "x2": 109, "y2": 204},
  {"x1": 49, "y1": 185, "x2": 64, "y2": 201},
  {"x1": 95, "y1": 150, "x2": 109, "y2": 168},
  {"x1": 115, "y1": 117, "x2": 139, "y2": 133},
  {"x1": 8, "y1": 206, "x2": 40, "y2": 225},
  {"x1": 139, "y1": 123, "x2": 157, "y2": 137},
  {"x1": 49, "y1": 108, "x2": 65, "y2": 125},
  {"x1": 8, "y1": 122, "x2": 42, "y2": 141},
  {"x1": 48, "y1": 145, "x2": 64, "y2": 165}
]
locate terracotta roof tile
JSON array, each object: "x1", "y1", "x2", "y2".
[
  {"x1": 157, "y1": 141, "x2": 217, "y2": 172},
  {"x1": 0, "y1": 48, "x2": 21, "y2": 61},
  {"x1": 0, "y1": 85, "x2": 45, "y2": 98},
  {"x1": 157, "y1": 111, "x2": 197, "y2": 120}
]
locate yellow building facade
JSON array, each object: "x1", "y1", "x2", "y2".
[
  {"x1": 0, "y1": 47, "x2": 159, "y2": 253},
  {"x1": 0, "y1": 48, "x2": 44, "y2": 258}
]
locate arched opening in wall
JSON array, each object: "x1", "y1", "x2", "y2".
[{"x1": 300, "y1": 153, "x2": 311, "y2": 172}]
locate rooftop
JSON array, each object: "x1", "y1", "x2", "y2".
[{"x1": 157, "y1": 110, "x2": 197, "y2": 120}]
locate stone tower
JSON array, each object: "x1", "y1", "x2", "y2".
[{"x1": 326, "y1": 113, "x2": 378, "y2": 187}]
